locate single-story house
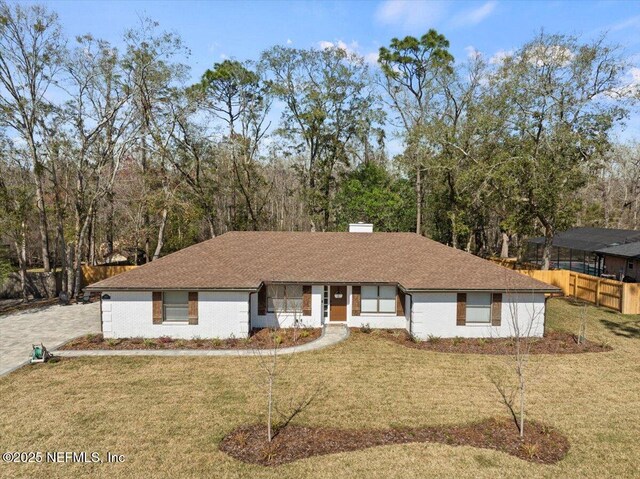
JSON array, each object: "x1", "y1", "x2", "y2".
[
  {"x1": 596, "y1": 241, "x2": 640, "y2": 282},
  {"x1": 88, "y1": 224, "x2": 558, "y2": 340}
]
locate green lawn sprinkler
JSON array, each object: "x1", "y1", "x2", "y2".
[{"x1": 30, "y1": 343, "x2": 52, "y2": 364}]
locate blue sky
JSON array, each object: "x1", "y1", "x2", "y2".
[{"x1": 39, "y1": 0, "x2": 640, "y2": 141}]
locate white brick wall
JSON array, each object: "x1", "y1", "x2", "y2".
[
  {"x1": 250, "y1": 285, "x2": 323, "y2": 329},
  {"x1": 102, "y1": 290, "x2": 250, "y2": 339},
  {"x1": 345, "y1": 285, "x2": 407, "y2": 328},
  {"x1": 410, "y1": 292, "x2": 546, "y2": 339}
]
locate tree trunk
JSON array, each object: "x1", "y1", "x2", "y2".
[
  {"x1": 152, "y1": 208, "x2": 168, "y2": 261},
  {"x1": 206, "y1": 215, "x2": 216, "y2": 239},
  {"x1": 519, "y1": 376, "x2": 525, "y2": 438},
  {"x1": 34, "y1": 173, "x2": 51, "y2": 273},
  {"x1": 106, "y1": 190, "x2": 115, "y2": 256},
  {"x1": 13, "y1": 224, "x2": 28, "y2": 302},
  {"x1": 451, "y1": 212, "x2": 459, "y2": 249},
  {"x1": 415, "y1": 165, "x2": 422, "y2": 235},
  {"x1": 541, "y1": 224, "x2": 554, "y2": 270},
  {"x1": 500, "y1": 232, "x2": 510, "y2": 258},
  {"x1": 267, "y1": 375, "x2": 273, "y2": 442},
  {"x1": 66, "y1": 242, "x2": 75, "y2": 298}
]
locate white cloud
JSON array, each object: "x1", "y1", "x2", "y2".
[
  {"x1": 219, "y1": 53, "x2": 228, "y2": 60},
  {"x1": 489, "y1": 48, "x2": 513, "y2": 64},
  {"x1": 610, "y1": 14, "x2": 640, "y2": 32},
  {"x1": 286, "y1": 38, "x2": 293, "y2": 45},
  {"x1": 364, "y1": 51, "x2": 379, "y2": 65},
  {"x1": 451, "y1": 1, "x2": 497, "y2": 27},
  {"x1": 375, "y1": 0, "x2": 448, "y2": 29},
  {"x1": 375, "y1": 0, "x2": 496, "y2": 31},
  {"x1": 612, "y1": 66, "x2": 640, "y2": 98},
  {"x1": 317, "y1": 40, "x2": 359, "y2": 55},
  {"x1": 464, "y1": 45, "x2": 481, "y2": 60},
  {"x1": 528, "y1": 44, "x2": 574, "y2": 67}
]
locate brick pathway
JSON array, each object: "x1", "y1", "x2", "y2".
[{"x1": 0, "y1": 302, "x2": 100, "y2": 376}]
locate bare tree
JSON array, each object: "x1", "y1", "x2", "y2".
[
  {"x1": 249, "y1": 284, "x2": 322, "y2": 443},
  {"x1": 577, "y1": 300, "x2": 588, "y2": 345},
  {"x1": 0, "y1": 1, "x2": 65, "y2": 283},
  {"x1": 489, "y1": 288, "x2": 544, "y2": 438}
]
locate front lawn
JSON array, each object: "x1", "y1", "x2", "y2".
[{"x1": 0, "y1": 298, "x2": 638, "y2": 478}]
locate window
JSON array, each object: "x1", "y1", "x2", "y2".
[
  {"x1": 267, "y1": 284, "x2": 303, "y2": 313},
  {"x1": 361, "y1": 285, "x2": 396, "y2": 313},
  {"x1": 163, "y1": 291, "x2": 189, "y2": 322},
  {"x1": 466, "y1": 293, "x2": 491, "y2": 323},
  {"x1": 628, "y1": 262, "x2": 634, "y2": 271},
  {"x1": 323, "y1": 285, "x2": 329, "y2": 319}
]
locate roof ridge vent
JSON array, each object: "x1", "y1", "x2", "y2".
[{"x1": 349, "y1": 222, "x2": 373, "y2": 233}]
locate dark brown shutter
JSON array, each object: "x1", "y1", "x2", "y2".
[
  {"x1": 302, "y1": 285, "x2": 312, "y2": 316},
  {"x1": 396, "y1": 289, "x2": 406, "y2": 316},
  {"x1": 456, "y1": 293, "x2": 467, "y2": 326},
  {"x1": 188, "y1": 292, "x2": 198, "y2": 325},
  {"x1": 152, "y1": 292, "x2": 163, "y2": 324},
  {"x1": 491, "y1": 293, "x2": 502, "y2": 326},
  {"x1": 258, "y1": 285, "x2": 267, "y2": 315},
  {"x1": 352, "y1": 286, "x2": 361, "y2": 316}
]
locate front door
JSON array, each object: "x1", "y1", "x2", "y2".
[{"x1": 330, "y1": 285, "x2": 347, "y2": 321}]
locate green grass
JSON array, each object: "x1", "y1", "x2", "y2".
[{"x1": 0, "y1": 298, "x2": 638, "y2": 478}]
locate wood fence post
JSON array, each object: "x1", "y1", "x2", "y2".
[{"x1": 595, "y1": 278, "x2": 601, "y2": 307}]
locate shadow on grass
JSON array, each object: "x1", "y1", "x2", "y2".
[{"x1": 600, "y1": 319, "x2": 640, "y2": 339}]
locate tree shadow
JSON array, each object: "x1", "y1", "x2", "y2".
[{"x1": 599, "y1": 319, "x2": 640, "y2": 339}]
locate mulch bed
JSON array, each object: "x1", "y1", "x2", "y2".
[
  {"x1": 363, "y1": 329, "x2": 611, "y2": 354},
  {"x1": 219, "y1": 417, "x2": 569, "y2": 466},
  {"x1": 59, "y1": 328, "x2": 321, "y2": 350}
]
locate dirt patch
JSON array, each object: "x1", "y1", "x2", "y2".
[
  {"x1": 59, "y1": 328, "x2": 321, "y2": 350},
  {"x1": 219, "y1": 417, "x2": 569, "y2": 466},
  {"x1": 364, "y1": 329, "x2": 612, "y2": 354}
]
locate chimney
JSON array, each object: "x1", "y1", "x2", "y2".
[{"x1": 348, "y1": 222, "x2": 373, "y2": 233}]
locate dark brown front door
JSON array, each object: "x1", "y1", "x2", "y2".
[{"x1": 330, "y1": 285, "x2": 347, "y2": 321}]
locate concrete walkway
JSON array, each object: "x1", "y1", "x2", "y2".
[
  {"x1": 0, "y1": 302, "x2": 101, "y2": 376},
  {"x1": 55, "y1": 324, "x2": 349, "y2": 358}
]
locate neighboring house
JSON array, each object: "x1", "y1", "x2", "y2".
[
  {"x1": 88, "y1": 224, "x2": 557, "y2": 340},
  {"x1": 527, "y1": 227, "x2": 640, "y2": 275},
  {"x1": 596, "y1": 242, "x2": 640, "y2": 282}
]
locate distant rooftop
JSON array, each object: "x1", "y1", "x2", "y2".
[
  {"x1": 528, "y1": 227, "x2": 640, "y2": 253},
  {"x1": 596, "y1": 241, "x2": 640, "y2": 259}
]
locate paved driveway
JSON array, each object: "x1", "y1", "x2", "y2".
[{"x1": 0, "y1": 302, "x2": 100, "y2": 376}]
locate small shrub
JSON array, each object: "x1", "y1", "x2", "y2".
[
  {"x1": 105, "y1": 338, "x2": 119, "y2": 347},
  {"x1": 360, "y1": 323, "x2": 372, "y2": 334},
  {"x1": 300, "y1": 329, "x2": 310, "y2": 338},
  {"x1": 86, "y1": 333, "x2": 103, "y2": 344},
  {"x1": 175, "y1": 339, "x2": 186, "y2": 348},
  {"x1": 407, "y1": 332, "x2": 420, "y2": 343},
  {"x1": 520, "y1": 442, "x2": 539, "y2": 460},
  {"x1": 211, "y1": 338, "x2": 223, "y2": 348},
  {"x1": 427, "y1": 334, "x2": 441, "y2": 344},
  {"x1": 477, "y1": 338, "x2": 488, "y2": 346},
  {"x1": 158, "y1": 336, "x2": 173, "y2": 344},
  {"x1": 274, "y1": 335, "x2": 282, "y2": 345},
  {"x1": 452, "y1": 336, "x2": 463, "y2": 346},
  {"x1": 143, "y1": 338, "x2": 156, "y2": 348}
]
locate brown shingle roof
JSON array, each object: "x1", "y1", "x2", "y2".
[{"x1": 88, "y1": 232, "x2": 557, "y2": 292}]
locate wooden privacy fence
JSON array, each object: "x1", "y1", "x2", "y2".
[
  {"x1": 516, "y1": 269, "x2": 640, "y2": 315},
  {"x1": 81, "y1": 265, "x2": 137, "y2": 287}
]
